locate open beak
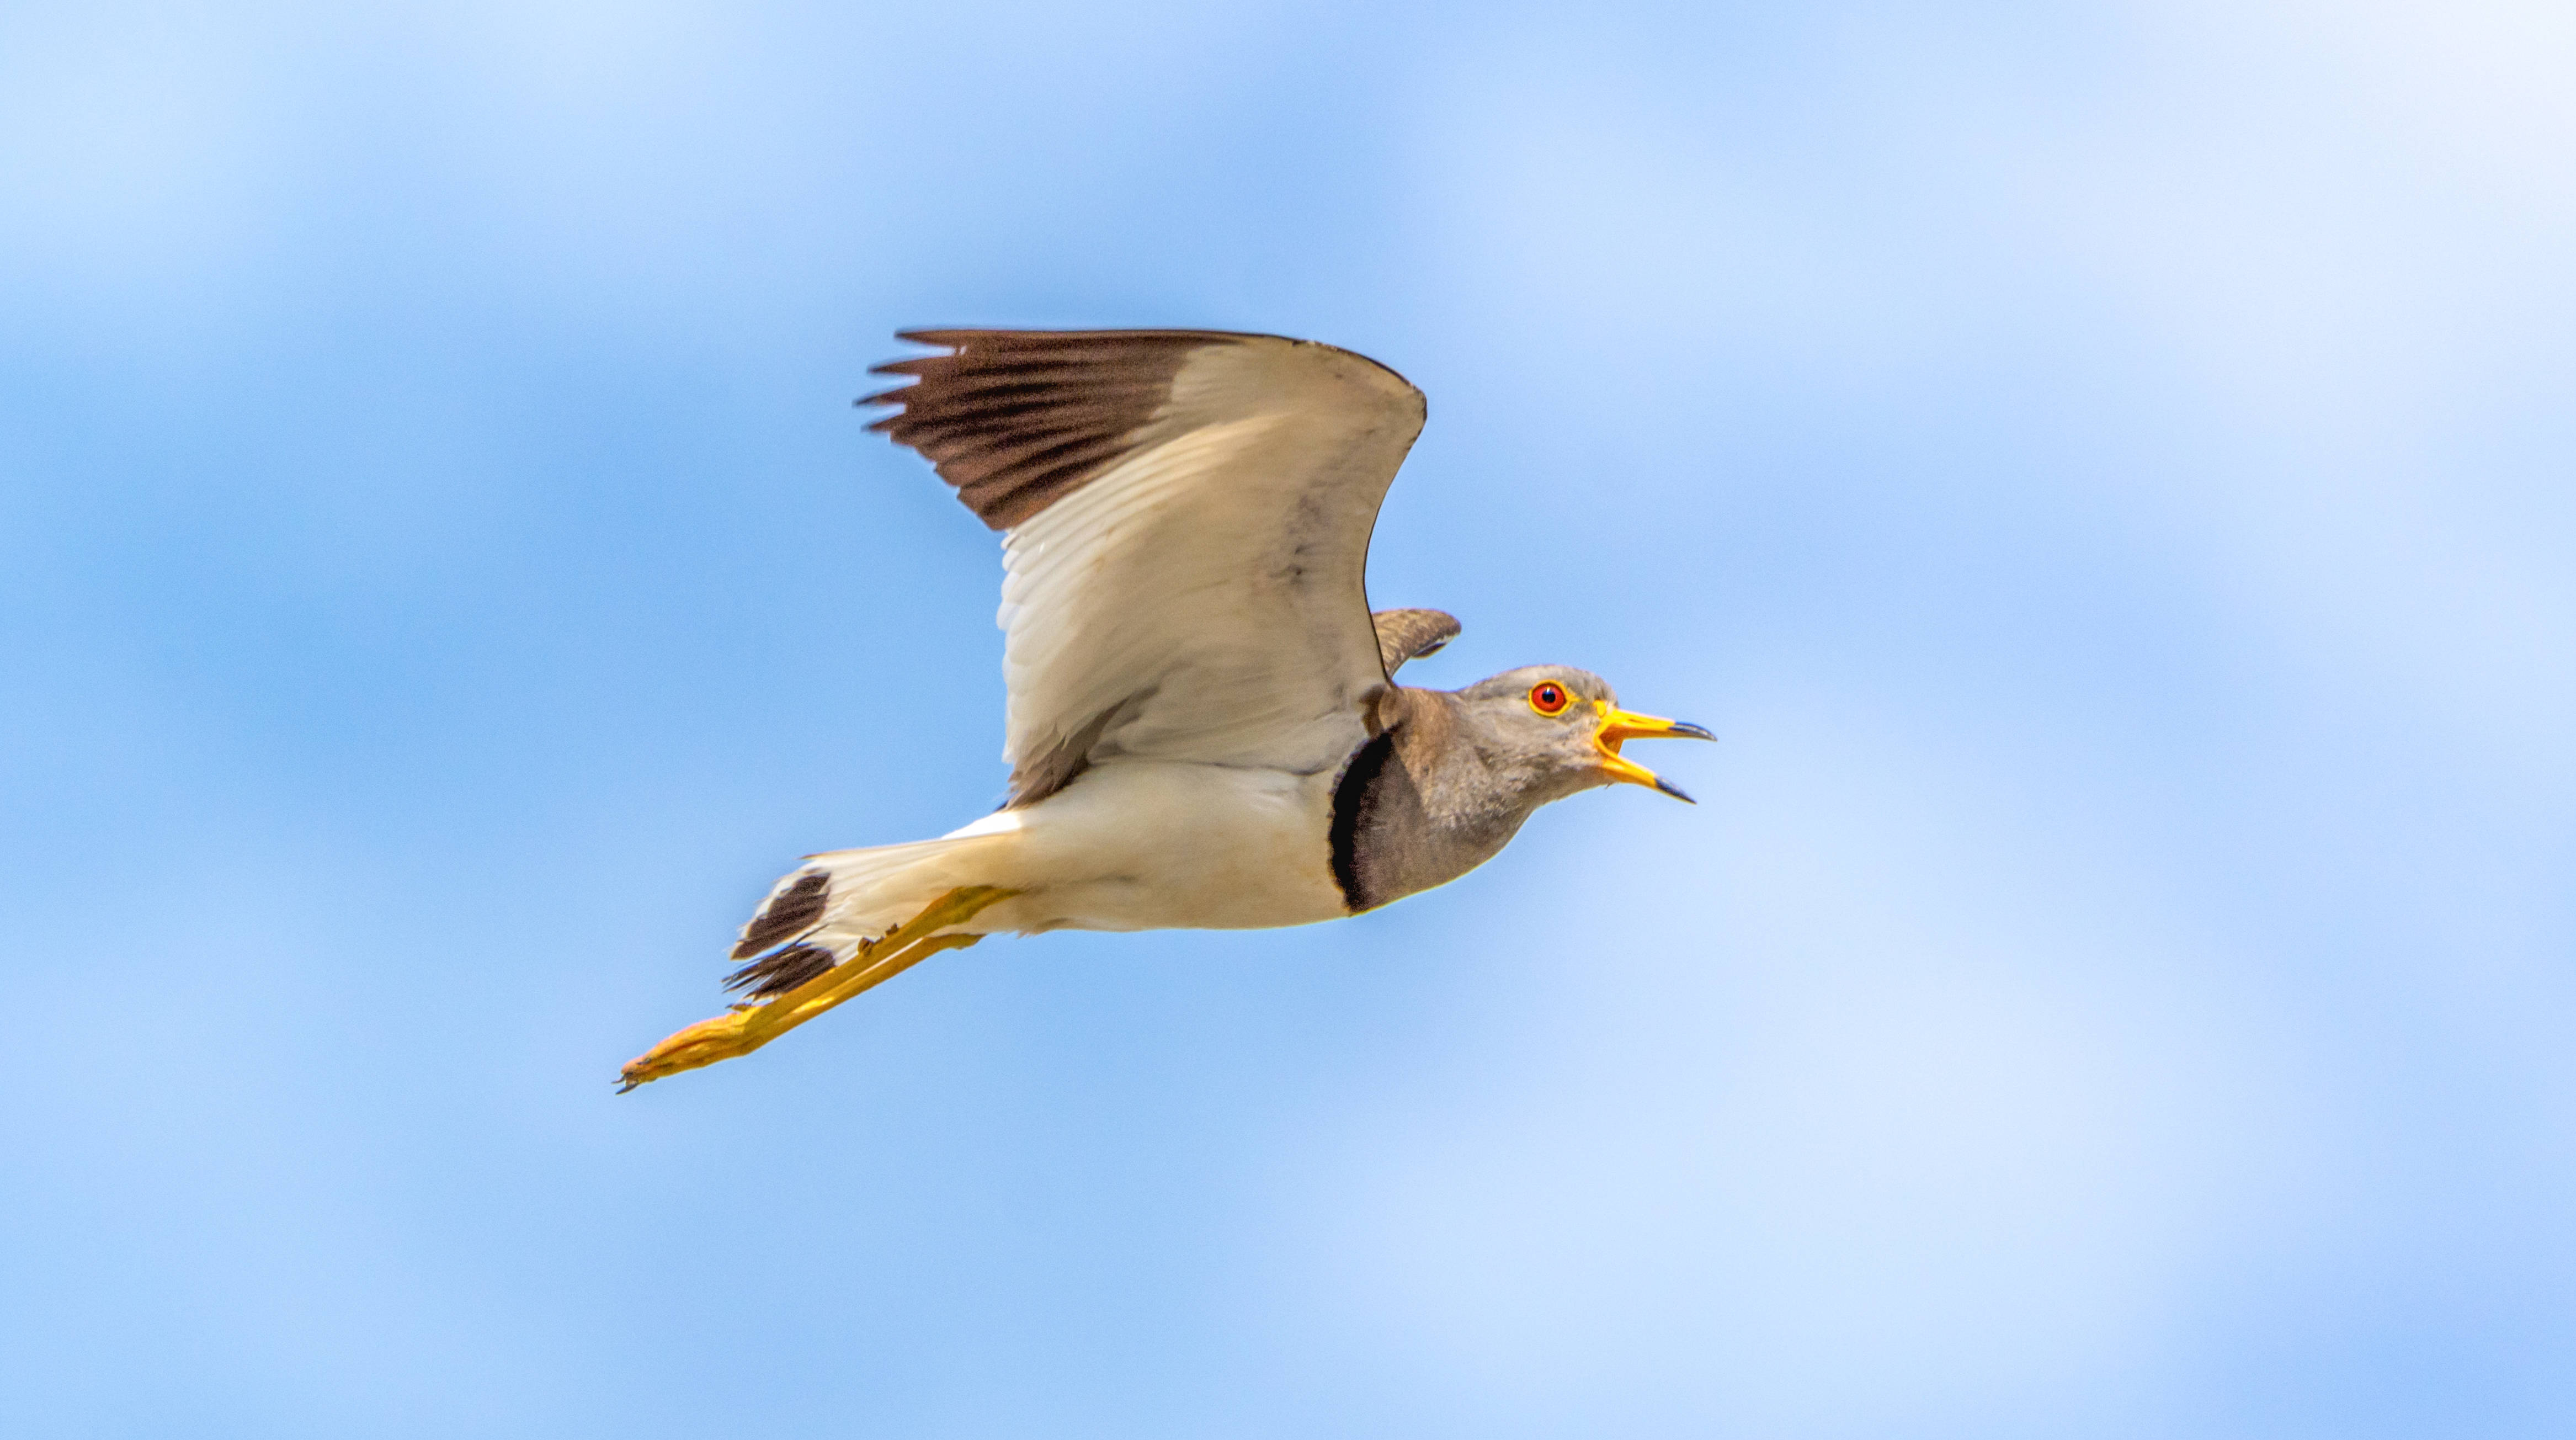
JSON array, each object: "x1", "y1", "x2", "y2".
[{"x1": 1594, "y1": 705, "x2": 1716, "y2": 803}]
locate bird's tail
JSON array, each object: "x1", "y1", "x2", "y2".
[
  {"x1": 618, "y1": 827, "x2": 1028, "y2": 1090},
  {"x1": 720, "y1": 834, "x2": 1008, "y2": 1000}
]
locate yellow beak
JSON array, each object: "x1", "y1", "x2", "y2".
[{"x1": 1593, "y1": 705, "x2": 1715, "y2": 803}]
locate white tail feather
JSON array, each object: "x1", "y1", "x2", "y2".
[{"x1": 735, "y1": 827, "x2": 1018, "y2": 961}]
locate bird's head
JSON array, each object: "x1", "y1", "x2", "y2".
[{"x1": 1450, "y1": 665, "x2": 1713, "y2": 805}]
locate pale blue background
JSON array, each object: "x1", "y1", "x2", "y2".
[{"x1": 6, "y1": 3, "x2": 2572, "y2": 1436}]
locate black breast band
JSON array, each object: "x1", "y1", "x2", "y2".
[{"x1": 1328, "y1": 730, "x2": 1397, "y2": 912}]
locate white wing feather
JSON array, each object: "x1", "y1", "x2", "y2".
[
  {"x1": 994, "y1": 338, "x2": 1424, "y2": 779},
  {"x1": 868, "y1": 330, "x2": 1427, "y2": 796}
]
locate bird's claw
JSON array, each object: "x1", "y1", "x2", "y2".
[{"x1": 617, "y1": 885, "x2": 1018, "y2": 1092}]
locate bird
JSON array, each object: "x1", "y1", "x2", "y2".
[{"x1": 619, "y1": 328, "x2": 1711, "y2": 1090}]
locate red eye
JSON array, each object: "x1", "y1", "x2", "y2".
[{"x1": 1529, "y1": 681, "x2": 1571, "y2": 716}]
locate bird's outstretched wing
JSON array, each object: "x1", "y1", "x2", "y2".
[{"x1": 865, "y1": 329, "x2": 1428, "y2": 805}]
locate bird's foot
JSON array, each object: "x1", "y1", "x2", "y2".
[{"x1": 617, "y1": 884, "x2": 1018, "y2": 1092}]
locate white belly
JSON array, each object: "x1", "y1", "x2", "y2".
[{"x1": 939, "y1": 760, "x2": 1348, "y2": 933}]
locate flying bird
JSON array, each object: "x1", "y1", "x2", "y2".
[{"x1": 620, "y1": 329, "x2": 1710, "y2": 1090}]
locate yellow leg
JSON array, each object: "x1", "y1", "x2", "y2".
[{"x1": 617, "y1": 885, "x2": 1017, "y2": 1092}]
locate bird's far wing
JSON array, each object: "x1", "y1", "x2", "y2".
[
  {"x1": 865, "y1": 329, "x2": 1428, "y2": 805},
  {"x1": 1370, "y1": 608, "x2": 1460, "y2": 676}
]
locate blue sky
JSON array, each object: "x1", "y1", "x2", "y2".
[{"x1": 5, "y1": 3, "x2": 2573, "y2": 1436}]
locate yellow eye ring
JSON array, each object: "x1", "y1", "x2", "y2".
[{"x1": 1528, "y1": 681, "x2": 1572, "y2": 717}]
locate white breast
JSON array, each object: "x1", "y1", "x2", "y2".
[{"x1": 940, "y1": 760, "x2": 1349, "y2": 934}]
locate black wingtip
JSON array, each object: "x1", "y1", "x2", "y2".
[{"x1": 854, "y1": 382, "x2": 913, "y2": 412}]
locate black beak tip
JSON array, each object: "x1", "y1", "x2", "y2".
[
  {"x1": 1670, "y1": 720, "x2": 1716, "y2": 741},
  {"x1": 1653, "y1": 775, "x2": 1696, "y2": 804}
]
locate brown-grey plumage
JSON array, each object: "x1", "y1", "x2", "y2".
[
  {"x1": 730, "y1": 870, "x2": 828, "y2": 959},
  {"x1": 1329, "y1": 668, "x2": 1708, "y2": 912},
  {"x1": 861, "y1": 329, "x2": 1209, "y2": 530},
  {"x1": 619, "y1": 326, "x2": 1712, "y2": 1093},
  {"x1": 725, "y1": 942, "x2": 836, "y2": 1000},
  {"x1": 722, "y1": 868, "x2": 837, "y2": 998},
  {"x1": 1369, "y1": 608, "x2": 1462, "y2": 677}
]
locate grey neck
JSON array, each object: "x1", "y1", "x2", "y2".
[{"x1": 1328, "y1": 688, "x2": 1575, "y2": 912}]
